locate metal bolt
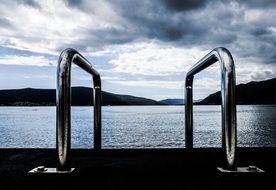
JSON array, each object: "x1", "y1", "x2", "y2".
[
  {"x1": 36, "y1": 166, "x2": 46, "y2": 172},
  {"x1": 248, "y1": 165, "x2": 257, "y2": 171}
]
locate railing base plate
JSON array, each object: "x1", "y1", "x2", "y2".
[
  {"x1": 28, "y1": 167, "x2": 75, "y2": 174},
  {"x1": 217, "y1": 166, "x2": 264, "y2": 173}
]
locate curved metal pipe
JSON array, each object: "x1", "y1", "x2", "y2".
[
  {"x1": 185, "y1": 47, "x2": 236, "y2": 170},
  {"x1": 57, "y1": 48, "x2": 102, "y2": 171}
]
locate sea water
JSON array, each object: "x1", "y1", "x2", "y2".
[{"x1": 0, "y1": 105, "x2": 275, "y2": 148}]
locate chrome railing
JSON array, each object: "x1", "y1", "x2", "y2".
[
  {"x1": 56, "y1": 48, "x2": 102, "y2": 171},
  {"x1": 29, "y1": 48, "x2": 101, "y2": 174},
  {"x1": 185, "y1": 47, "x2": 236, "y2": 170}
]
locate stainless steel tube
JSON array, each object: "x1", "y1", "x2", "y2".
[
  {"x1": 185, "y1": 47, "x2": 236, "y2": 170},
  {"x1": 57, "y1": 48, "x2": 102, "y2": 171}
]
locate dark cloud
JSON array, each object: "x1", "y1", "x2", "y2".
[
  {"x1": 5, "y1": 0, "x2": 273, "y2": 67},
  {"x1": 107, "y1": 0, "x2": 207, "y2": 43},
  {"x1": 272, "y1": 53, "x2": 276, "y2": 60},
  {"x1": 89, "y1": 28, "x2": 134, "y2": 45},
  {"x1": 56, "y1": 27, "x2": 134, "y2": 53},
  {"x1": 65, "y1": 0, "x2": 82, "y2": 7},
  {"x1": 28, "y1": 0, "x2": 228, "y2": 49},
  {"x1": 64, "y1": 0, "x2": 84, "y2": 9},
  {"x1": 0, "y1": 18, "x2": 14, "y2": 28},
  {"x1": 251, "y1": 28, "x2": 272, "y2": 37},
  {"x1": 109, "y1": 0, "x2": 276, "y2": 65},
  {"x1": 233, "y1": 0, "x2": 276, "y2": 8},
  {"x1": 164, "y1": 27, "x2": 185, "y2": 41},
  {"x1": 18, "y1": 0, "x2": 41, "y2": 9},
  {"x1": 162, "y1": 0, "x2": 207, "y2": 11},
  {"x1": 107, "y1": 0, "x2": 241, "y2": 45},
  {"x1": 269, "y1": 53, "x2": 276, "y2": 64},
  {"x1": 64, "y1": 0, "x2": 96, "y2": 13}
]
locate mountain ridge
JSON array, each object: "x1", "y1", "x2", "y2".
[
  {"x1": 159, "y1": 99, "x2": 184, "y2": 105},
  {"x1": 0, "y1": 87, "x2": 163, "y2": 106},
  {"x1": 0, "y1": 77, "x2": 275, "y2": 106},
  {"x1": 198, "y1": 77, "x2": 276, "y2": 105}
]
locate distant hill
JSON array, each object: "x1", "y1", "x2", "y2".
[
  {"x1": 0, "y1": 87, "x2": 163, "y2": 106},
  {"x1": 159, "y1": 99, "x2": 202, "y2": 105},
  {"x1": 1, "y1": 77, "x2": 275, "y2": 106},
  {"x1": 199, "y1": 77, "x2": 276, "y2": 105},
  {"x1": 159, "y1": 99, "x2": 184, "y2": 105}
]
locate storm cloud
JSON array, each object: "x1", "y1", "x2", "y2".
[
  {"x1": 0, "y1": 0, "x2": 275, "y2": 99},
  {"x1": 1, "y1": 0, "x2": 275, "y2": 61},
  {"x1": 55, "y1": 0, "x2": 276, "y2": 66}
]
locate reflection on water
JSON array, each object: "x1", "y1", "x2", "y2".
[
  {"x1": 0, "y1": 105, "x2": 275, "y2": 148},
  {"x1": 237, "y1": 105, "x2": 276, "y2": 147},
  {"x1": 193, "y1": 105, "x2": 276, "y2": 147}
]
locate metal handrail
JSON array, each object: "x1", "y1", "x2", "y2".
[
  {"x1": 185, "y1": 47, "x2": 236, "y2": 170},
  {"x1": 57, "y1": 48, "x2": 102, "y2": 171}
]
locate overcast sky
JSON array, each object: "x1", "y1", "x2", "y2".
[{"x1": 0, "y1": 0, "x2": 275, "y2": 100}]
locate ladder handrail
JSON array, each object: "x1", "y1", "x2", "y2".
[
  {"x1": 57, "y1": 48, "x2": 102, "y2": 171},
  {"x1": 185, "y1": 47, "x2": 236, "y2": 170}
]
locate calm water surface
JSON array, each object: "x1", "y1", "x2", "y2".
[{"x1": 0, "y1": 105, "x2": 275, "y2": 148}]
